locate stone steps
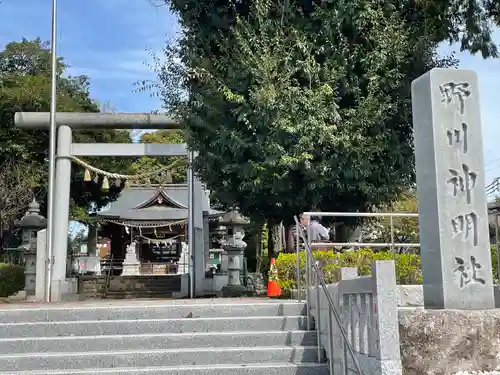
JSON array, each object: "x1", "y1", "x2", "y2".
[
  {"x1": 0, "y1": 346, "x2": 323, "y2": 371},
  {"x1": 0, "y1": 300, "x2": 327, "y2": 375},
  {"x1": 103, "y1": 290, "x2": 175, "y2": 299},
  {"x1": 0, "y1": 330, "x2": 317, "y2": 353},
  {"x1": 78, "y1": 275, "x2": 182, "y2": 300},
  {"x1": 0, "y1": 316, "x2": 308, "y2": 338},
  {"x1": 1, "y1": 363, "x2": 329, "y2": 375},
  {"x1": 0, "y1": 301, "x2": 305, "y2": 322}
]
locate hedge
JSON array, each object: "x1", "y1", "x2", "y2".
[
  {"x1": 0, "y1": 263, "x2": 25, "y2": 298},
  {"x1": 275, "y1": 247, "x2": 500, "y2": 291}
]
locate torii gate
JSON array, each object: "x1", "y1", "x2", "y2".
[{"x1": 15, "y1": 112, "x2": 205, "y2": 301}]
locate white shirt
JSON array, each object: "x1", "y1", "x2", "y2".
[{"x1": 308, "y1": 220, "x2": 329, "y2": 241}]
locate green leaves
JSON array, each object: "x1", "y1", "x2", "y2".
[
  {"x1": 0, "y1": 38, "x2": 134, "y2": 221},
  {"x1": 153, "y1": 0, "x2": 496, "y2": 231}
]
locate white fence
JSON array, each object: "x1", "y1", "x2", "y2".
[{"x1": 309, "y1": 261, "x2": 402, "y2": 375}]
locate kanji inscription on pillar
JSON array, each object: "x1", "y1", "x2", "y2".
[{"x1": 412, "y1": 68, "x2": 494, "y2": 309}]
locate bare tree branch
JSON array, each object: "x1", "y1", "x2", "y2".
[
  {"x1": 99, "y1": 100, "x2": 118, "y2": 114},
  {"x1": 0, "y1": 158, "x2": 45, "y2": 248}
]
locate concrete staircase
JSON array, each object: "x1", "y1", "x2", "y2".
[{"x1": 0, "y1": 299, "x2": 328, "y2": 375}]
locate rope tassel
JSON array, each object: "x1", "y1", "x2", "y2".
[
  {"x1": 102, "y1": 176, "x2": 110, "y2": 191},
  {"x1": 84, "y1": 168, "x2": 92, "y2": 182}
]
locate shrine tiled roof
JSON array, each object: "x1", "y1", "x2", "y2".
[{"x1": 97, "y1": 184, "x2": 223, "y2": 221}]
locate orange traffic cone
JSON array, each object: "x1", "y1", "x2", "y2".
[{"x1": 267, "y1": 257, "x2": 281, "y2": 297}]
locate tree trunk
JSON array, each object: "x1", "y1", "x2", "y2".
[
  {"x1": 285, "y1": 225, "x2": 295, "y2": 253},
  {"x1": 255, "y1": 226, "x2": 263, "y2": 272},
  {"x1": 0, "y1": 211, "x2": 3, "y2": 252},
  {"x1": 87, "y1": 225, "x2": 98, "y2": 257},
  {"x1": 267, "y1": 219, "x2": 281, "y2": 262}
]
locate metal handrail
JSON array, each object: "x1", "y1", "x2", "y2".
[
  {"x1": 311, "y1": 242, "x2": 420, "y2": 248},
  {"x1": 302, "y1": 211, "x2": 418, "y2": 217},
  {"x1": 303, "y1": 211, "x2": 420, "y2": 253},
  {"x1": 294, "y1": 216, "x2": 364, "y2": 375}
]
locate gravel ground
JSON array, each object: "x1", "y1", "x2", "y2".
[{"x1": 454, "y1": 372, "x2": 500, "y2": 375}]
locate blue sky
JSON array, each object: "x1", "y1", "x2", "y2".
[
  {"x1": 1, "y1": 1, "x2": 499, "y2": 187},
  {"x1": 438, "y1": 30, "x2": 500, "y2": 191},
  {"x1": 0, "y1": 0, "x2": 178, "y2": 113}
]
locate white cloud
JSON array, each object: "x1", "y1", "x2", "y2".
[{"x1": 66, "y1": 48, "x2": 157, "y2": 81}]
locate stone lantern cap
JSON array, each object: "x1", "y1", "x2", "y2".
[
  {"x1": 219, "y1": 210, "x2": 250, "y2": 227},
  {"x1": 16, "y1": 199, "x2": 47, "y2": 229}
]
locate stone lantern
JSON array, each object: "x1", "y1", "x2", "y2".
[
  {"x1": 15, "y1": 199, "x2": 47, "y2": 296},
  {"x1": 220, "y1": 210, "x2": 250, "y2": 297}
]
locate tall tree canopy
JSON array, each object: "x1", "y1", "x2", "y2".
[
  {"x1": 149, "y1": 0, "x2": 498, "y2": 253},
  {"x1": 0, "y1": 38, "x2": 131, "y2": 238},
  {"x1": 152, "y1": 0, "x2": 500, "y2": 57}
]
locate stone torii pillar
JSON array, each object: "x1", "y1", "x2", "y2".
[{"x1": 15, "y1": 112, "x2": 204, "y2": 301}]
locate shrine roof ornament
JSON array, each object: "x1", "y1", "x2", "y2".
[{"x1": 132, "y1": 189, "x2": 187, "y2": 210}]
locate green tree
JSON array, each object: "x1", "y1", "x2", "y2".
[
  {"x1": 0, "y1": 38, "x2": 132, "y2": 223},
  {"x1": 0, "y1": 158, "x2": 45, "y2": 249},
  {"x1": 150, "y1": 0, "x2": 500, "y2": 58},
  {"x1": 128, "y1": 129, "x2": 188, "y2": 184},
  {"x1": 150, "y1": 0, "x2": 498, "y2": 257},
  {"x1": 360, "y1": 190, "x2": 419, "y2": 252},
  {"x1": 145, "y1": 2, "x2": 432, "y2": 256}
]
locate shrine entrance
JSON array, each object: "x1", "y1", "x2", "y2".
[{"x1": 14, "y1": 112, "x2": 207, "y2": 302}]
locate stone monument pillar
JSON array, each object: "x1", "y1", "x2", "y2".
[
  {"x1": 220, "y1": 210, "x2": 249, "y2": 297},
  {"x1": 15, "y1": 199, "x2": 47, "y2": 296},
  {"x1": 412, "y1": 68, "x2": 495, "y2": 309},
  {"x1": 121, "y1": 241, "x2": 140, "y2": 276}
]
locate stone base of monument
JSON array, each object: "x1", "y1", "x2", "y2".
[
  {"x1": 399, "y1": 308, "x2": 500, "y2": 375},
  {"x1": 121, "y1": 242, "x2": 140, "y2": 276},
  {"x1": 121, "y1": 263, "x2": 140, "y2": 276},
  {"x1": 50, "y1": 278, "x2": 79, "y2": 302},
  {"x1": 221, "y1": 284, "x2": 248, "y2": 297}
]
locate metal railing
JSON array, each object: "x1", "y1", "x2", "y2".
[
  {"x1": 294, "y1": 215, "x2": 364, "y2": 375},
  {"x1": 303, "y1": 211, "x2": 420, "y2": 252},
  {"x1": 294, "y1": 211, "x2": 413, "y2": 374},
  {"x1": 295, "y1": 211, "x2": 420, "y2": 323}
]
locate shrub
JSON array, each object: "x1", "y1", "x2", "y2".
[
  {"x1": 275, "y1": 246, "x2": 500, "y2": 292},
  {"x1": 274, "y1": 249, "x2": 422, "y2": 290},
  {"x1": 491, "y1": 245, "x2": 499, "y2": 282},
  {"x1": 0, "y1": 263, "x2": 25, "y2": 298}
]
